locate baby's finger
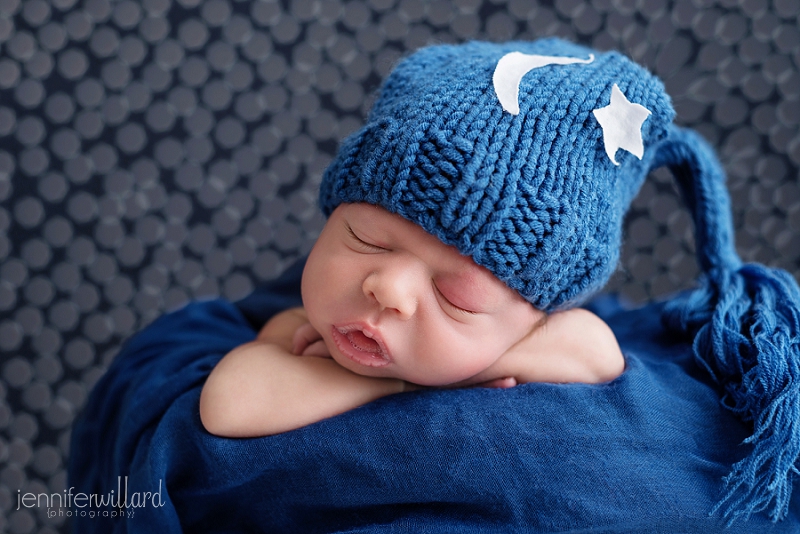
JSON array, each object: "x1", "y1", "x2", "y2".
[
  {"x1": 301, "y1": 340, "x2": 331, "y2": 357},
  {"x1": 292, "y1": 323, "x2": 322, "y2": 355},
  {"x1": 475, "y1": 377, "x2": 517, "y2": 389}
]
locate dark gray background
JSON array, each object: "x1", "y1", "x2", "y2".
[{"x1": 0, "y1": 0, "x2": 798, "y2": 531}]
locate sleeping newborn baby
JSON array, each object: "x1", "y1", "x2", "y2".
[
  {"x1": 197, "y1": 36, "x2": 685, "y2": 437},
  {"x1": 198, "y1": 37, "x2": 661, "y2": 437},
  {"x1": 200, "y1": 202, "x2": 624, "y2": 437}
]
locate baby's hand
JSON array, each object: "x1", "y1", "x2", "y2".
[
  {"x1": 474, "y1": 377, "x2": 518, "y2": 389},
  {"x1": 291, "y1": 322, "x2": 331, "y2": 357}
]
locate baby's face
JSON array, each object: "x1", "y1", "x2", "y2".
[{"x1": 301, "y1": 203, "x2": 543, "y2": 386}]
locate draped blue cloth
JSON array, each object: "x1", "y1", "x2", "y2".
[{"x1": 69, "y1": 259, "x2": 800, "y2": 532}]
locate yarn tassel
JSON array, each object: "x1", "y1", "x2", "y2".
[
  {"x1": 663, "y1": 264, "x2": 800, "y2": 521},
  {"x1": 655, "y1": 126, "x2": 800, "y2": 522}
]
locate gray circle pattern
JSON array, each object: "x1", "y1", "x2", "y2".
[{"x1": 1, "y1": 0, "x2": 799, "y2": 532}]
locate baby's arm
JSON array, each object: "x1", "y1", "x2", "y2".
[
  {"x1": 461, "y1": 308, "x2": 625, "y2": 387},
  {"x1": 199, "y1": 308, "x2": 407, "y2": 438}
]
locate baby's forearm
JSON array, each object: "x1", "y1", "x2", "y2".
[{"x1": 200, "y1": 341, "x2": 406, "y2": 437}]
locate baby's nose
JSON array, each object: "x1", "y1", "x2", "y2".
[{"x1": 362, "y1": 265, "x2": 419, "y2": 320}]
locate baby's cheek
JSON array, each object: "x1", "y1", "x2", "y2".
[
  {"x1": 303, "y1": 299, "x2": 327, "y2": 339},
  {"x1": 420, "y1": 333, "x2": 496, "y2": 385},
  {"x1": 453, "y1": 333, "x2": 510, "y2": 376}
]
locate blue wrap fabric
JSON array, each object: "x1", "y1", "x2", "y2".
[{"x1": 68, "y1": 260, "x2": 800, "y2": 532}]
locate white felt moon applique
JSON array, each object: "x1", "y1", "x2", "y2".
[{"x1": 493, "y1": 51, "x2": 595, "y2": 115}]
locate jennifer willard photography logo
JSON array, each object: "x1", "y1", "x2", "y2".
[{"x1": 16, "y1": 477, "x2": 164, "y2": 519}]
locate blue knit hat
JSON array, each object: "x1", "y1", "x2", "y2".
[
  {"x1": 318, "y1": 39, "x2": 800, "y2": 523},
  {"x1": 321, "y1": 39, "x2": 676, "y2": 312}
]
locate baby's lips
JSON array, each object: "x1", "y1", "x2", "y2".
[
  {"x1": 332, "y1": 323, "x2": 393, "y2": 367},
  {"x1": 336, "y1": 324, "x2": 391, "y2": 357}
]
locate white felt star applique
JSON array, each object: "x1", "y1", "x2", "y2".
[{"x1": 592, "y1": 84, "x2": 651, "y2": 166}]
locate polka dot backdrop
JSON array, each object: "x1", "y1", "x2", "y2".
[{"x1": 0, "y1": 0, "x2": 798, "y2": 531}]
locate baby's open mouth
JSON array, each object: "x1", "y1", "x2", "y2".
[
  {"x1": 332, "y1": 325, "x2": 391, "y2": 367},
  {"x1": 345, "y1": 329, "x2": 381, "y2": 352}
]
